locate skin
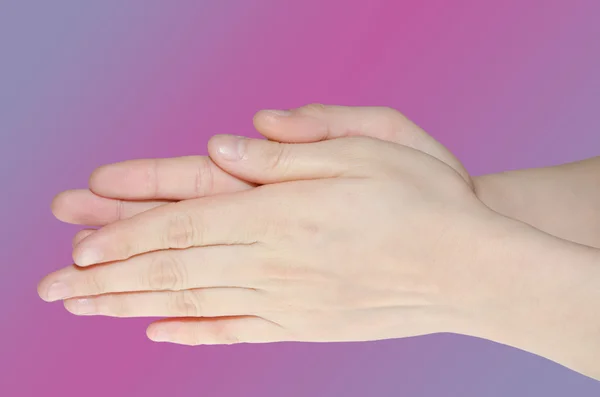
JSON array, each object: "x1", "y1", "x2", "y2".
[
  {"x1": 39, "y1": 105, "x2": 600, "y2": 380},
  {"x1": 474, "y1": 158, "x2": 600, "y2": 248}
]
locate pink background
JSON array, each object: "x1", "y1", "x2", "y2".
[{"x1": 1, "y1": 1, "x2": 599, "y2": 396}]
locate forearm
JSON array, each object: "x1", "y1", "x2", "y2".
[
  {"x1": 468, "y1": 218, "x2": 600, "y2": 380},
  {"x1": 473, "y1": 157, "x2": 600, "y2": 248}
]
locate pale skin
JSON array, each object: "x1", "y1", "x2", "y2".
[{"x1": 38, "y1": 105, "x2": 600, "y2": 380}]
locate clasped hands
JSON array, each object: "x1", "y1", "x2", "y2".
[{"x1": 37, "y1": 105, "x2": 600, "y2": 381}]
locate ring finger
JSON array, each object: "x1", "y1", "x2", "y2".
[{"x1": 63, "y1": 287, "x2": 267, "y2": 318}]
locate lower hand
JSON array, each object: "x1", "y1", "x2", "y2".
[{"x1": 40, "y1": 135, "x2": 506, "y2": 346}]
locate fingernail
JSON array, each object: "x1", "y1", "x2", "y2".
[
  {"x1": 76, "y1": 248, "x2": 103, "y2": 267},
  {"x1": 46, "y1": 282, "x2": 70, "y2": 301},
  {"x1": 69, "y1": 298, "x2": 96, "y2": 315},
  {"x1": 216, "y1": 135, "x2": 247, "y2": 161},
  {"x1": 264, "y1": 109, "x2": 292, "y2": 117}
]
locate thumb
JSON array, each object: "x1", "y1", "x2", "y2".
[
  {"x1": 207, "y1": 135, "x2": 389, "y2": 184},
  {"x1": 253, "y1": 104, "x2": 471, "y2": 187}
]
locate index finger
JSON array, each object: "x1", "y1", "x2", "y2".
[{"x1": 90, "y1": 156, "x2": 254, "y2": 200}]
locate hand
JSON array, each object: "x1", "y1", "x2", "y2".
[
  {"x1": 39, "y1": 135, "x2": 505, "y2": 345},
  {"x1": 51, "y1": 105, "x2": 471, "y2": 237}
]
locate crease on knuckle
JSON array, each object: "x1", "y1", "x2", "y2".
[
  {"x1": 210, "y1": 321, "x2": 239, "y2": 345},
  {"x1": 105, "y1": 295, "x2": 127, "y2": 317},
  {"x1": 165, "y1": 211, "x2": 199, "y2": 248},
  {"x1": 147, "y1": 159, "x2": 160, "y2": 197},
  {"x1": 85, "y1": 272, "x2": 105, "y2": 295},
  {"x1": 147, "y1": 253, "x2": 186, "y2": 291},
  {"x1": 267, "y1": 144, "x2": 293, "y2": 175},
  {"x1": 186, "y1": 324, "x2": 204, "y2": 346},
  {"x1": 297, "y1": 103, "x2": 333, "y2": 140},
  {"x1": 171, "y1": 290, "x2": 202, "y2": 317},
  {"x1": 115, "y1": 199, "x2": 125, "y2": 220},
  {"x1": 298, "y1": 103, "x2": 328, "y2": 116},
  {"x1": 194, "y1": 157, "x2": 214, "y2": 198}
]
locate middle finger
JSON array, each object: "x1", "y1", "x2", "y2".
[{"x1": 39, "y1": 245, "x2": 262, "y2": 301}]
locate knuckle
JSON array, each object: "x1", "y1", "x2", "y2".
[
  {"x1": 164, "y1": 211, "x2": 199, "y2": 248},
  {"x1": 181, "y1": 327, "x2": 202, "y2": 346},
  {"x1": 210, "y1": 321, "x2": 239, "y2": 345},
  {"x1": 146, "y1": 159, "x2": 160, "y2": 197},
  {"x1": 266, "y1": 144, "x2": 293, "y2": 173},
  {"x1": 259, "y1": 258, "x2": 294, "y2": 281},
  {"x1": 170, "y1": 290, "x2": 201, "y2": 317},
  {"x1": 121, "y1": 238, "x2": 137, "y2": 262},
  {"x1": 115, "y1": 199, "x2": 125, "y2": 221},
  {"x1": 187, "y1": 323, "x2": 207, "y2": 345},
  {"x1": 373, "y1": 107, "x2": 420, "y2": 144},
  {"x1": 297, "y1": 103, "x2": 328, "y2": 116},
  {"x1": 223, "y1": 333, "x2": 241, "y2": 345},
  {"x1": 193, "y1": 157, "x2": 214, "y2": 197},
  {"x1": 84, "y1": 272, "x2": 106, "y2": 294},
  {"x1": 147, "y1": 253, "x2": 186, "y2": 290},
  {"x1": 375, "y1": 106, "x2": 403, "y2": 122},
  {"x1": 257, "y1": 254, "x2": 324, "y2": 284},
  {"x1": 105, "y1": 296, "x2": 128, "y2": 317},
  {"x1": 343, "y1": 136, "x2": 381, "y2": 159}
]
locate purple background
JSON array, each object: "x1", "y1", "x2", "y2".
[{"x1": 2, "y1": 1, "x2": 599, "y2": 396}]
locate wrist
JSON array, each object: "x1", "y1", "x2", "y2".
[
  {"x1": 463, "y1": 215, "x2": 600, "y2": 378},
  {"x1": 473, "y1": 171, "x2": 600, "y2": 249}
]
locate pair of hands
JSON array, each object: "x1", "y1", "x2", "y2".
[{"x1": 38, "y1": 104, "x2": 522, "y2": 345}]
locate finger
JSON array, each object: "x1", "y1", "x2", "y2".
[
  {"x1": 63, "y1": 287, "x2": 266, "y2": 318},
  {"x1": 71, "y1": 190, "x2": 269, "y2": 267},
  {"x1": 39, "y1": 245, "x2": 259, "y2": 301},
  {"x1": 208, "y1": 134, "x2": 393, "y2": 183},
  {"x1": 89, "y1": 156, "x2": 254, "y2": 200},
  {"x1": 52, "y1": 189, "x2": 168, "y2": 226},
  {"x1": 254, "y1": 104, "x2": 471, "y2": 186},
  {"x1": 72, "y1": 229, "x2": 96, "y2": 248},
  {"x1": 147, "y1": 316, "x2": 288, "y2": 345},
  {"x1": 255, "y1": 104, "x2": 419, "y2": 142}
]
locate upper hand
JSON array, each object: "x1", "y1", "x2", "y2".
[{"x1": 50, "y1": 105, "x2": 472, "y2": 232}]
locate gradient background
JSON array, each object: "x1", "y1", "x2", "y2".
[{"x1": 1, "y1": 1, "x2": 599, "y2": 396}]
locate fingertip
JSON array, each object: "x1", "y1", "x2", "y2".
[
  {"x1": 88, "y1": 164, "x2": 110, "y2": 194},
  {"x1": 50, "y1": 192, "x2": 65, "y2": 219},
  {"x1": 146, "y1": 324, "x2": 158, "y2": 340},
  {"x1": 51, "y1": 190, "x2": 85, "y2": 223},
  {"x1": 253, "y1": 109, "x2": 291, "y2": 124},
  {"x1": 254, "y1": 109, "x2": 329, "y2": 143},
  {"x1": 62, "y1": 299, "x2": 72, "y2": 312},
  {"x1": 50, "y1": 190, "x2": 72, "y2": 220},
  {"x1": 253, "y1": 109, "x2": 292, "y2": 136},
  {"x1": 37, "y1": 274, "x2": 67, "y2": 303},
  {"x1": 72, "y1": 244, "x2": 103, "y2": 267},
  {"x1": 72, "y1": 229, "x2": 96, "y2": 248},
  {"x1": 207, "y1": 134, "x2": 247, "y2": 162},
  {"x1": 146, "y1": 323, "x2": 169, "y2": 343},
  {"x1": 37, "y1": 279, "x2": 49, "y2": 302}
]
